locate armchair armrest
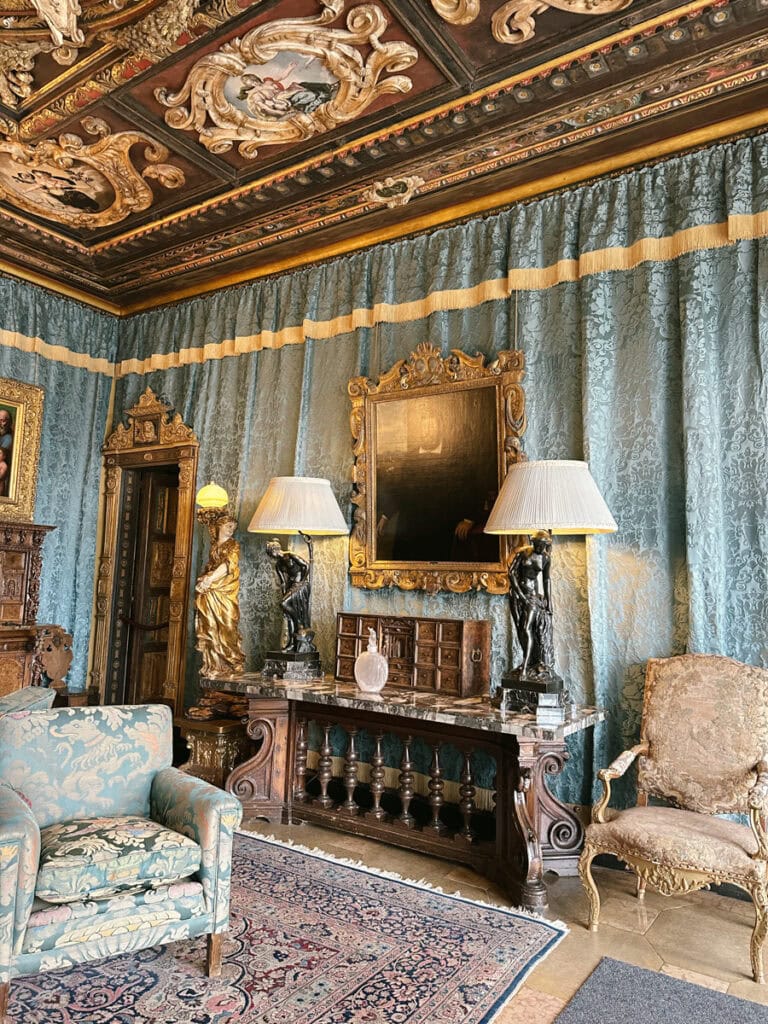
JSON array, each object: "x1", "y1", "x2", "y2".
[
  {"x1": 150, "y1": 768, "x2": 242, "y2": 934},
  {"x1": 593, "y1": 743, "x2": 649, "y2": 824},
  {"x1": 749, "y1": 759, "x2": 768, "y2": 860},
  {"x1": 0, "y1": 784, "x2": 40, "y2": 979}
]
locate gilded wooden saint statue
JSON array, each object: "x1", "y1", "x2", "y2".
[{"x1": 195, "y1": 514, "x2": 246, "y2": 678}]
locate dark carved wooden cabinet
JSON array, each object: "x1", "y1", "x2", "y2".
[
  {"x1": 0, "y1": 520, "x2": 73, "y2": 696},
  {"x1": 335, "y1": 612, "x2": 491, "y2": 697}
]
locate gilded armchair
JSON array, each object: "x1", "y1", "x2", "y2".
[
  {"x1": 0, "y1": 704, "x2": 242, "y2": 1017},
  {"x1": 579, "y1": 653, "x2": 768, "y2": 983}
]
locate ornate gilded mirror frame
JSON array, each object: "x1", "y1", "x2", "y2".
[
  {"x1": 349, "y1": 343, "x2": 526, "y2": 594},
  {"x1": 89, "y1": 388, "x2": 199, "y2": 714}
]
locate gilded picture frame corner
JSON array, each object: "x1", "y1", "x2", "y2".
[{"x1": 0, "y1": 375, "x2": 45, "y2": 524}]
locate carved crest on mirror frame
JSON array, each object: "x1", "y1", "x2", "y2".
[
  {"x1": 154, "y1": 0, "x2": 418, "y2": 159},
  {"x1": 348, "y1": 343, "x2": 526, "y2": 595}
]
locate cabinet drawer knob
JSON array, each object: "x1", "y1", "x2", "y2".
[{"x1": 470, "y1": 648, "x2": 483, "y2": 663}]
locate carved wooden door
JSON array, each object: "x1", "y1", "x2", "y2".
[{"x1": 125, "y1": 467, "x2": 179, "y2": 706}]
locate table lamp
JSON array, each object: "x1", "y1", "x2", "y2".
[
  {"x1": 248, "y1": 476, "x2": 348, "y2": 678},
  {"x1": 195, "y1": 481, "x2": 231, "y2": 539},
  {"x1": 484, "y1": 459, "x2": 617, "y2": 711}
]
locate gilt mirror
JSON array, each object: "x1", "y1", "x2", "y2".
[{"x1": 349, "y1": 343, "x2": 526, "y2": 593}]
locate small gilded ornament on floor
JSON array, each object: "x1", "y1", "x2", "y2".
[{"x1": 195, "y1": 512, "x2": 246, "y2": 678}]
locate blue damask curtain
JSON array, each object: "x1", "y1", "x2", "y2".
[
  {"x1": 115, "y1": 135, "x2": 768, "y2": 804},
  {"x1": 0, "y1": 277, "x2": 116, "y2": 685}
]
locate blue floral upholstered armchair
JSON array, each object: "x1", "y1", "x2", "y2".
[{"x1": 0, "y1": 703, "x2": 243, "y2": 1016}]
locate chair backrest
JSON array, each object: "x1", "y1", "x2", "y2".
[
  {"x1": 638, "y1": 654, "x2": 768, "y2": 814},
  {"x1": 0, "y1": 704, "x2": 173, "y2": 829},
  {"x1": 0, "y1": 686, "x2": 56, "y2": 716}
]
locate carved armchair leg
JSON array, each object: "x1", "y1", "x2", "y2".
[
  {"x1": 750, "y1": 883, "x2": 768, "y2": 984},
  {"x1": 578, "y1": 844, "x2": 600, "y2": 931},
  {"x1": 636, "y1": 875, "x2": 647, "y2": 900},
  {"x1": 206, "y1": 932, "x2": 223, "y2": 978},
  {"x1": 0, "y1": 980, "x2": 8, "y2": 1021}
]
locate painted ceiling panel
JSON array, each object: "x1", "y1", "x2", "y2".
[{"x1": 0, "y1": 0, "x2": 766, "y2": 308}]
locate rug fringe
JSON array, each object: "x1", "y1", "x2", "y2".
[{"x1": 235, "y1": 826, "x2": 569, "y2": 932}]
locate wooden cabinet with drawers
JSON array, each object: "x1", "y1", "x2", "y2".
[
  {"x1": 0, "y1": 521, "x2": 73, "y2": 697},
  {"x1": 335, "y1": 612, "x2": 491, "y2": 697}
]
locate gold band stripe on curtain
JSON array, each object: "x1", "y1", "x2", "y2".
[{"x1": 1, "y1": 211, "x2": 760, "y2": 379}]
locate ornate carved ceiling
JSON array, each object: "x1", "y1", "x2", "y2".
[{"x1": 0, "y1": 0, "x2": 767, "y2": 310}]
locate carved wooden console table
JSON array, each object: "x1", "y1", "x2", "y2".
[{"x1": 205, "y1": 674, "x2": 604, "y2": 911}]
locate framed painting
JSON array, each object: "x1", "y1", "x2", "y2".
[
  {"x1": 348, "y1": 344, "x2": 527, "y2": 594},
  {"x1": 0, "y1": 377, "x2": 44, "y2": 522}
]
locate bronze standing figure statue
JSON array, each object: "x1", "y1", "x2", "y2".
[
  {"x1": 265, "y1": 538, "x2": 315, "y2": 653},
  {"x1": 507, "y1": 532, "x2": 557, "y2": 682},
  {"x1": 195, "y1": 514, "x2": 246, "y2": 678}
]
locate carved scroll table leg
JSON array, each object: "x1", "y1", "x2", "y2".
[
  {"x1": 226, "y1": 699, "x2": 290, "y2": 821},
  {"x1": 533, "y1": 740, "x2": 585, "y2": 875},
  {"x1": 511, "y1": 738, "x2": 548, "y2": 910}
]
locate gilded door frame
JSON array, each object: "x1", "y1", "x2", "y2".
[{"x1": 89, "y1": 388, "x2": 199, "y2": 715}]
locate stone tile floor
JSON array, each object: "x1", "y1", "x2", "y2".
[{"x1": 242, "y1": 818, "x2": 767, "y2": 1022}]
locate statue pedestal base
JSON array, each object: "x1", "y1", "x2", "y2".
[
  {"x1": 262, "y1": 650, "x2": 321, "y2": 681},
  {"x1": 493, "y1": 671, "x2": 564, "y2": 713}
]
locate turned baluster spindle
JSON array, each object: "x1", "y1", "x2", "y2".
[
  {"x1": 342, "y1": 727, "x2": 360, "y2": 814},
  {"x1": 370, "y1": 731, "x2": 387, "y2": 820},
  {"x1": 459, "y1": 749, "x2": 476, "y2": 841},
  {"x1": 398, "y1": 735, "x2": 416, "y2": 828},
  {"x1": 427, "y1": 743, "x2": 447, "y2": 834},
  {"x1": 294, "y1": 718, "x2": 308, "y2": 802},
  {"x1": 317, "y1": 723, "x2": 334, "y2": 809}
]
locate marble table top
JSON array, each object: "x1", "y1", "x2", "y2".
[{"x1": 204, "y1": 673, "x2": 605, "y2": 740}]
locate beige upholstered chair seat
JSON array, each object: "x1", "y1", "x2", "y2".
[{"x1": 593, "y1": 806, "x2": 763, "y2": 877}]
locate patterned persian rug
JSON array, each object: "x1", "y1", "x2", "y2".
[{"x1": 9, "y1": 832, "x2": 566, "y2": 1024}]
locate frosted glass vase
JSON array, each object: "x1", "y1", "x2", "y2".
[{"x1": 354, "y1": 629, "x2": 388, "y2": 693}]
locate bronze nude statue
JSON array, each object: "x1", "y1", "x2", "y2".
[
  {"x1": 194, "y1": 514, "x2": 246, "y2": 678},
  {"x1": 265, "y1": 538, "x2": 315, "y2": 653},
  {"x1": 507, "y1": 532, "x2": 557, "y2": 683}
]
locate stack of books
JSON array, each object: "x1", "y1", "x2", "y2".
[{"x1": 535, "y1": 691, "x2": 567, "y2": 728}]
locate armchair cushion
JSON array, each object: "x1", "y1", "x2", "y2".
[
  {"x1": 23, "y1": 881, "x2": 205, "y2": 955},
  {"x1": 35, "y1": 816, "x2": 201, "y2": 904},
  {"x1": 588, "y1": 805, "x2": 764, "y2": 878},
  {"x1": 0, "y1": 688, "x2": 56, "y2": 716}
]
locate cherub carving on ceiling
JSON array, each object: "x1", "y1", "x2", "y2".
[
  {"x1": 154, "y1": 0, "x2": 418, "y2": 159},
  {"x1": 0, "y1": 115, "x2": 185, "y2": 227}
]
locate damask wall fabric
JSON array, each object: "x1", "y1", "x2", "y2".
[
  {"x1": 0, "y1": 277, "x2": 116, "y2": 687},
  {"x1": 1, "y1": 133, "x2": 768, "y2": 806}
]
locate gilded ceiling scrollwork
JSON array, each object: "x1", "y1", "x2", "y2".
[
  {"x1": 100, "y1": 0, "x2": 199, "y2": 61},
  {"x1": 154, "y1": 0, "x2": 418, "y2": 159},
  {"x1": 430, "y1": 0, "x2": 633, "y2": 44},
  {"x1": 0, "y1": 116, "x2": 184, "y2": 227},
  {"x1": 0, "y1": 0, "x2": 147, "y2": 107},
  {"x1": 30, "y1": 0, "x2": 84, "y2": 48}
]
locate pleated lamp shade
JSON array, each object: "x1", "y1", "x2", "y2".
[
  {"x1": 484, "y1": 460, "x2": 617, "y2": 535},
  {"x1": 247, "y1": 476, "x2": 348, "y2": 536}
]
